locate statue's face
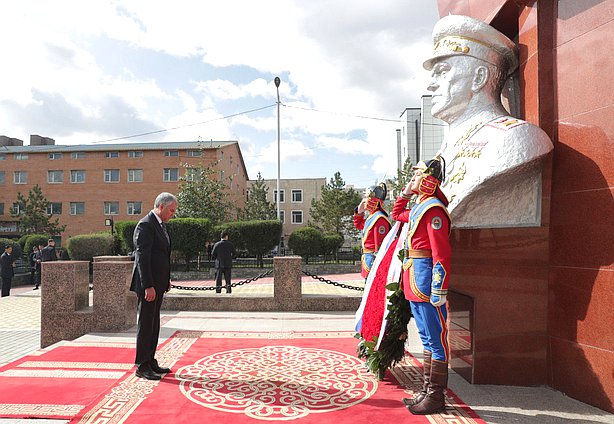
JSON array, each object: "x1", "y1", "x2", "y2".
[{"x1": 427, "y1": 56, "x2": 476, "y2": 123}]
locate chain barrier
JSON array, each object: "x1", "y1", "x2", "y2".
[
  {"x1": 301, "y1": 270, "x2": 364, "y2": 291},
  {"x1": 170, "y1": 269, "x2": 273, "y2": 291}
]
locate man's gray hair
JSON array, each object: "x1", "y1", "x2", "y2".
[{"x1": 154, "y1": 192, "x2": 177, "y2": 208}]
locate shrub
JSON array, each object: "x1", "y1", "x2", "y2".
[
  {"x1": 322, "y1": 232, "x2": 344, "y2": 255},
  {"x1": 166, "y1": 218, "x2": 212, "y2": 270},
  {"x1": 214, "y1": 220, "x2": 282, "y2": 267},
  {"x1": 66, "y1": 233, "x2": 114, "y2": 261},
  {"x1": 24, "y1": 234, "x2": 51, "y2": 258},
  {"x1": 0, "y1": 238, "x2": 22, "y2": 259},
  {"x1": 288, "y1": 227, "x2": 323, "y2": 264},
  {"x1": 114, "y1": 220, "x2": 138, "y2": 254}
]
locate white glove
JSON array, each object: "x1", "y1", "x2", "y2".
[{"x1": 430, "y1": 294, "x2": 446, "y2": 307}]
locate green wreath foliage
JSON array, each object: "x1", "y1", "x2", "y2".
[{"x1": 356, "y1": 281, "x2": 412, "y2": 380}]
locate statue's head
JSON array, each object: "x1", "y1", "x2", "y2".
[
  {"x1": 364, "y1": 183, "x2": 387, "y2": 213},
  {"x1": 423, "y1": 15, "x2": 518, "y2": 122}
]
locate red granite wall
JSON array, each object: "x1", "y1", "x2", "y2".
[{"x1": 438, "y1": 0, "x2": 613, "y2": 413}]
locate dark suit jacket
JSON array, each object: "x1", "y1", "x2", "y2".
[
  {"x1": 1, "y1": 252, "x2": 14, "y2": 279},
  {"x1": 40, "y1": 245, "x2": 57, "y2": 262},
  {"x1": 130, "y1": 211, "x2": 171, "y2": 296},
  {"x1": 211, "y1": 239, "x2": 235, "y2": 269}
]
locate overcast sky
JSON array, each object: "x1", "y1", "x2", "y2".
[{"x1": 0, "y1": 1, "x2": 440, "y2": 188}]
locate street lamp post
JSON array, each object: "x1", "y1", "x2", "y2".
[{"x1": 274, "y1": 76, "x2": 281, "y2": 222}]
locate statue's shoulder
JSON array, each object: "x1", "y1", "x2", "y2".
[{"x1": 479, "y1": 115, "x2": 552, "y2": 153}]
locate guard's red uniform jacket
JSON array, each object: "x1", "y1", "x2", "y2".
[
  {"x1": 391, "y1": 194, "x2": 451, "y2": 302},
  {"x1": 354, "y1": 208, "x2": 391, "y2": 278},
  {"x1": 353, "y1": 209, "x2": 390, "y2": 253}
]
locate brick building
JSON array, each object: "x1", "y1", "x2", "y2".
[{"x1": 0, "y1": 135, "x2": 249, "y2": 243}]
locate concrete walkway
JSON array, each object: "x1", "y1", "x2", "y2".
[{"x1": 0, "y1": 281, "x2": 612, "y2": 424}]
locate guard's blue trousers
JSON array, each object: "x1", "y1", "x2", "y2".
[{"x1": 410, "y1": 301, "x2": 449, "y2": 362}]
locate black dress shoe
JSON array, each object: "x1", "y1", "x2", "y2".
[
  {"x1": 151, "y1": 362, "x2": 171, "y2": 374},
  {"x1": 135, "y1": 368, "x2": 161, "y2": 380}
]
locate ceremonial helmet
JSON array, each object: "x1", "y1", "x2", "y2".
[
  {"x1": 365, "y1": 183, "x2": 387, "y2": 213},
  {"x1": 412, "y1": 156, "x2": 445, "y2": 195}
]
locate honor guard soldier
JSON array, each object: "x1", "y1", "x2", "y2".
[
  {"x1": 391, "y1": 157, "x2": 451, "y2": 415},
  {"x1": 353, "y1": 183, "x2": 392, "y2": 280}
]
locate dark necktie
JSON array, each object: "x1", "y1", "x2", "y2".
[{"x1": 161, "y1": 222, "x2": 170, "y2": 243}]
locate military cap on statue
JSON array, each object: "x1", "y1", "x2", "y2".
[{"x1": 423, "y1": 15, "x2": 518, "y2": 77}]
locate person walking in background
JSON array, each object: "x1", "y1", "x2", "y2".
[
  {"x1": 206, "y1": 242, "x2": 213, "y2": 261},
  {"x1": 211, "y1": 231, "x2": 236, "y2": 294},
  {"x1": 130, "y1": 192, "x2": 177, "y2": 381},
  {"x1": 30, "y1": 246, "x2": 42, "y2": 290},
  {"x1": 1, "y1": 245, "x2": 16, "y2": 297}
]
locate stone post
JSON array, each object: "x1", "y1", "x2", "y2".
[
  {"x1": 273, "y1": 256, "x2": 302, "y2": 310},
  {"x1": 92, "y1": 257, "x2": 136, "y2": 332},
  {"x1": 40, "y1": 261, "x2": 92, "y2": 348}
]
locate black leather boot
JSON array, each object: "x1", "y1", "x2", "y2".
[
  {"x1": 402, "y1": 350, "x2": 432, "y2": 408},
  {"x1": 408, "y1": 359, "x2": 447, "y2": 415}
]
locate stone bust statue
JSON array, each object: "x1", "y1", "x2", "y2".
[{"x1": 424, "y1": 15, "x2": 553, "y2": 228}]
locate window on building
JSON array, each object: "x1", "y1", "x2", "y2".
[
  {"x1": 187, "y1": 150, "x2": 201, "y2": 157},
  {"x1": 13, "y1": 171, "x2": 27, "y2": 184},
  {"x1": 12, "y1": 202, "x2": 23, "y2": 215},
  {"x1": 104, "y1": 169, "x2": 120, "y2": 183},
  {"x1": 48, "y1": 153, "x2": 63, "y2": 160},
  {"x1": 164, "y1": 150, "x2": 179, "y2": 157},
  {"x1": 70, "y1": 170, "x2": 86, "y2": 183},
  {"x1": 14, "y1": 153, "x2": 28, "y2": 160},
  {"x1": 104, "y1": 201, "x2": 119, "y2": 215},
  {"x1": 0, "y1": 203, "x2": 4, "y2": 215},
  {"x1": 47, "y1": 170, "x2": 64, "y2": 183},
  {"x1": 128, "y1": 151, "x2": 143, "y2": 158},
  {"x1": 46, "y1": 202, "x2": 62, "y2": 215},
  {"x1": 127, "y1": 201, "x2": 142, "y2": 215},
  {"x1": 291, "y1": 210, "x2": 303, "y2": 224},
  {"x1": 163, "y1": 168, "x2": 179, "y2": 182},
  {"x1": 104, "y1": 151, "x2": 119, "y2": 158},
  {"x1": 70, "y1": 202, "x2": 85, "y2": 215},
  {"x1": 274, "y1": 189, "x2": 285, "y2": 203},
  {"x1": 127, "y1": 169, "x2": 143, "y2": 182},
  {"x1": 71, "y1": 152, "x2": 86, "y2": 159},
  {"x1": 0, "y1": 171, "x2": 4, "y2": 184},
  {"x1": 0, "y1": 153, "x2": 5, "y2": 160},
  {"x1": 291, "y1": 189, "x2": 303, "y2": 203},
  {"x1": 185, "y1": 167, "x2": 199, "y2": 182},
  {"x1": 279, "y1": 210, "x2": 285, "y2": 224}
]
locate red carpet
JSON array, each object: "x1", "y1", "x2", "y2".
[
  {"x1": 0, "y1": 342, "x2": 135, "y2": 419},
  {"x1": 71, "y1": 331, "x2": 485, "y2": 423}
]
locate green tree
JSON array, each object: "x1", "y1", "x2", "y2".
[
  {"x1": 239, "y1": 172, "x2": 277, "y2": 221},
  {"x1": 176, "y1": 160, "x2": 233, "y2": 225},
  {"x1": 385, "y1": 156, "x2": 415, "y2": 200},
  {"x1": 10, "y1": 184, "x2": 66, "y2": 235},
  {"x1": 310, "y1": 172, "x2": 362, "y2": 238}
]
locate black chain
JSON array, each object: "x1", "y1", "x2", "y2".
[
  {"x1": 170, "y1": 269, "x2": 273, "y2": 291},
  {"x1": 301, "y1": 270, "x2": 364, "y2": 291}
]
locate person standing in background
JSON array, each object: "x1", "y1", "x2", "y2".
[
  {"x1": 211, "y1": 231, "x2": 236, "y2": 294},
  {"x1": 1, "y1": 245, "x2": 16, "y2": 297}
]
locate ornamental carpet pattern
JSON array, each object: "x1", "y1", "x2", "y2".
[{"x1": 0, "y1": 331, "x2": 484, "y2": 423}]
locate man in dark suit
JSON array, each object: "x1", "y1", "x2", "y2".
[
  {"x1": 130, "y1": 192, "x2": 177, "y2": 380},
  {"x1": 1, "y1": 245, "x2": 15, "y2": 297},
  {"x1": 211, "y1": 230, "x2": 236, "y2": 294},
  {"x1": 40, "y1": 239, "x2": 57, "y2": 262}
]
